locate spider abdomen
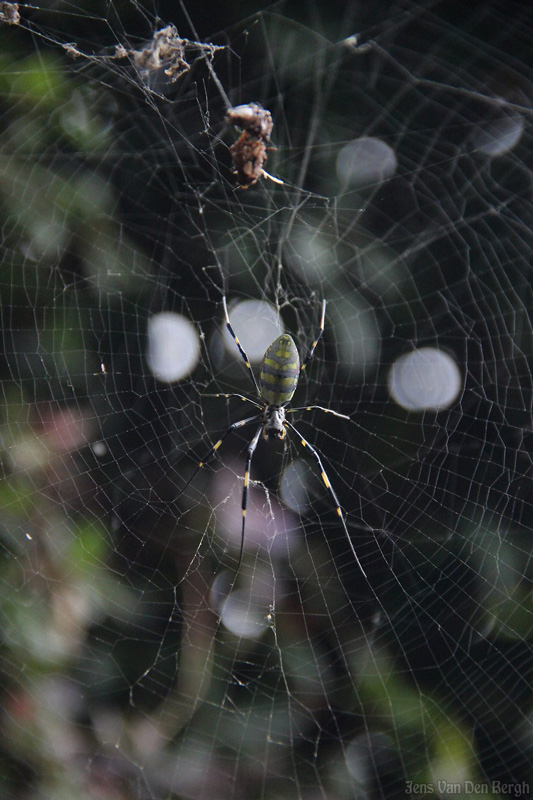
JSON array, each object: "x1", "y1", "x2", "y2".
[{"x1": 260, "y1": 334, "x2": 300, "y2": 406}]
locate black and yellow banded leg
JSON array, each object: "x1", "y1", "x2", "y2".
[
  {"x1": 201, "y1": 392, "x2": 263, "y2": 410},
  {"x1": 289, "y1": 405, "x2": 350, "y2": 420},
  {"x1": 198, "y1": 414, "x2": 261, "y2": 468},
  {"x1": 235, "y1": 424, "x2": 263, "y2": 576},
  {"x1": 300, "y1": 298, "x2": 326, "y2": 373},
  {"x1": 177, "y1": 413, "x2": 262, "y2": 499},
  {"x1": 222, "y1": 297, "x2": 261, "y2": 396},
  {"x1": 285, "y1": 420, "x2": 367, "y2": 578}
]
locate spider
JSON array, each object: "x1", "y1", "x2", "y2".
[{"x1": 189, "y1": 297, "x2": 366, "y2": 578}]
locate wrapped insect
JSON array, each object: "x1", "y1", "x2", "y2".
[{"x1": 226, "y1": 103, "x2": 283, "y2": 188}]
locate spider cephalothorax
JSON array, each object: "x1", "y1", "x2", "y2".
[{"x1": 262, "y1": 404, "x2": 287, "y2": 440}]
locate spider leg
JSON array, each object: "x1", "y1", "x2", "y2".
[
  {"x1": 222, "y1": 297, "x2": 261, "y2": 396},
  {"x1": 285, "y1": 420, "x2": 367, "y2": 578},
  {"x1": 288, "y1": 405, "x2": 350, "y2": 420},
  {"x1": 176, "y1": 413, "x2": 262, "y2": 500},
  {"x1": 300, "y1": 298, "x2": 326, "y2": 373},
  {"x1": 201, "y1": 392, "x2": 263, "y2": 409},
  {"x1": 235, "y1": 424, "x2": 263, "y2": 577}
]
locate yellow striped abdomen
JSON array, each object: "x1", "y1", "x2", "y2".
[{"x1": 259, "y1": 334, "x2": 300, "y2": 406}]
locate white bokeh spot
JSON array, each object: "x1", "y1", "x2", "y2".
[
  {"x1": 146, "y1": 312, "x2": 200, "y2": 382},
  {"x1": 219, "y1": 590, "x2": 270, "y2": 639},
  {"x1": 337, "y1": 137, "x2": 397, "y2": 187},
  {"x1": 388, "y1": 347, "x2": 462, "y2": 411},
  {"x1": 473, "y1": 114, "x2": 524, "y2": 157}
]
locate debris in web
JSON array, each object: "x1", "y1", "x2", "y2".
[
  {"x1": 59, "y1": 24, "x2": 223, "y2": 87},
  {"x1": 131, "y1": 25, "x2": 223, "y2": 83},
  {"x1": 227, "y1": 103, "x2": 284, "y2": 188},
  {"x1": 0, "y1": 2, "x2": 19, "y2": 25}
]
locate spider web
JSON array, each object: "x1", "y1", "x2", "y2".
[{"x1": 0, "y1": 1, "x2": 532, "y2": 798}]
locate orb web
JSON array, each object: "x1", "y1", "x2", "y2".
[{"x1": 0, "y1": 1, "x2": 531, "y2": 798}]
